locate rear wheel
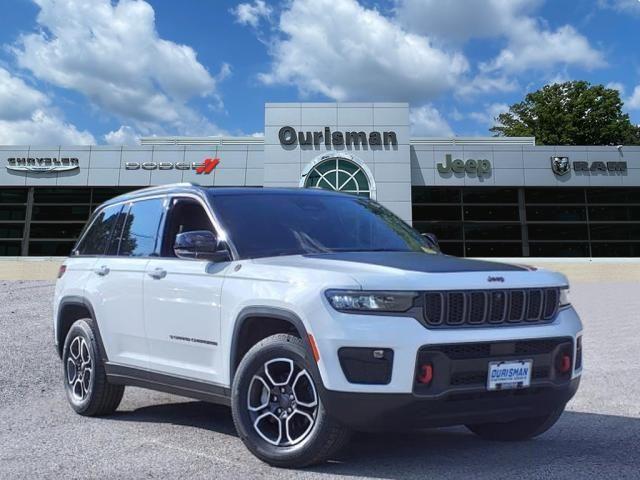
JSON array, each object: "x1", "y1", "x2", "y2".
[
  {"x1": 231, "y1": 334, "x2": 350, "y2": 468},
  {"x1": 62, "y1": 319, "x2": 124, "y2": 416},
  {"x1": 466, "y1": 407, "x2": 565, "y2": 441}
]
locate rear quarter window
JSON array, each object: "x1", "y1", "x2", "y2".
[
  {"x1": 74, "y1": 204, "x2": 123, "y2": 256},
  {"x1": 118, "y1": 198, "x2": 165, "y2": 257}
]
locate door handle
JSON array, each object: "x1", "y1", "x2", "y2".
[
  {"x1": 94, "y1": 265, "x2": 110, "y2": 276},
  {"x1": 148, "y1": 267, "x2": 167, "y2": 280}
]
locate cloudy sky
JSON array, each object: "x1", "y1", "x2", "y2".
[{"x1": 0, "y1": 0, "x2": 638, "y2": 144}]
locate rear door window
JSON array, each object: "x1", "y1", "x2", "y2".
[
  {"x1": 74, "y1": 204, "x2": 123, "y2": 256},
  {"x1": 118, "y1": 198, "x2": 166, "y2": 257}
]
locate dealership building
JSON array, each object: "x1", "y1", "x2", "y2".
[{"x1": 1, "y1": 102, "x2": 639, "y2": 257}]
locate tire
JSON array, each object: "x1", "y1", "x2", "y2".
[
  {"x1": 231, "y1": 333, "x2": 350, "y2": 468},
  {"x1": 62, "y1": 318, "x2": 125, "y2": 416},
  {"x1": 466, "y1": 406, "x2": 565, "y2": 441}
]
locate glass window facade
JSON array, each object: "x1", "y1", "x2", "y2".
[
  {"x1": 413, "y1": 186, "x2": 640, "y2": 257},
  {"x1": 2, "y1": 185, "x2": 640, "y2": 257},
  {"x1": 0, "y1": 187, "x2": 138, "y2": 256}
]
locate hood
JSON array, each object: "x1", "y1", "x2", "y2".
[
  {"x1": 250, "y1": 252, "x2": 568, "y2": 291},
  {"x1": 304, "y1": 252, "x2": 529, "y2": 273}
]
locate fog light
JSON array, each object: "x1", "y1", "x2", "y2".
[
  {"x1": 417, "y1": 364, "x2": 433, "y2": 384},
  {"x1": 558, "y1": 353, "x2": 572, "y2": 374}
]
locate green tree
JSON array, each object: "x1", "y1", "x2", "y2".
[{"x1": 490, "y1": 81, "x2": 640, "y2": 145}]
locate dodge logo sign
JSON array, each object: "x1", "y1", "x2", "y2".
[
  {"x1": 551, "y1": 156, "x2": 570, "y2": 176},
  {"x1": 125, "y1": 158, "x2": 220, "y2": 174}
]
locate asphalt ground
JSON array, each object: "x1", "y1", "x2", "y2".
[{"x1": 1, "y1": 279, "x2": 639, "y2": 479}]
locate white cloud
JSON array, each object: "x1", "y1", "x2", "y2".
[
  {"x1": 258, "y1": 0, "x2": 468, "y2": 102},
  {"x1": 627, "y1": 86, "x2": 640, "y2": 110},
  {"x1": 104, "y1": 125, "x2": 139, "y2": 145},
  {"x1": 607, "y1": 82, "x2": 626, "y2": 96},
  {"x1": 468, "y1": 103, "x2": 509, "y2": 126},
  {"x1": 410, "y1": 104, "x2": 454, "y2": 136},
  {"x1": 457, "y1": 74, "x2": 518, "y2": 97},
  {"x1": 395, "y1": 0, "x2": 538, "y2": 43},
  {"x1": 0, "y1": 110, "x2": 95, "y2": 144},
  {"x1": 598, "y1": 0, "x2": 640, "y2": 15},
  {"x1": 13, "y1": 0, "x2": 225, "y2": 135},
  {"x1": 0, "y1": 66, "x2": 94, "y2": 144},
  {"x1": 0, "y1": 68, "x2": 49, "y2": 120},
  {"x1": 232, "y1": 0, "x2": 272, "y2": 27},
  {"x1": 482, "y1": 22, "x2": 605, "y2": 73},
  {"x1": 396, "y1": 0, "x2": 604, "y2": 83}
]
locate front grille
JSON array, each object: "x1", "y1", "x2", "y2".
[
  {"x1": 429, "y1": 338, "x2": 563, "y2": 360},
  {"x1": 424, "y1": 288, "x2": 560, "y2": 327}
]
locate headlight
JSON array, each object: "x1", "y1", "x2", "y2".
[
  {"x1": 325, "y1": 290, "x2": 418, "y2": 313},
  {"x1": 559, "y1": 288, "x2": 571, "y2": 308}
]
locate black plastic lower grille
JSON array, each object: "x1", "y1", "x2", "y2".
[
  {"x1": 414, "y1": 337, "x2": 573, "y2": 395},
  {"x1": 423, "y1": 288, "x2": 560, "y2": 327}
]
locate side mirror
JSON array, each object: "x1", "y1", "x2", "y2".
[
  {"x1": 421, "y1": 232, "x2": 440, "y2": 252},
  {"x1": 174, "y1": 230, "x2": 231, "y2": 262}
]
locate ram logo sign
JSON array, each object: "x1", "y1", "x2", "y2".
[
  {"x1": 551, "y1": 156, "x2": 570, "y2": 176},
  {"x1": 551, "y1": 156, "x2": 627, "y2": 176}
]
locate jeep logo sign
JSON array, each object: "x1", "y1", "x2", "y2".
[{"x1": 437, "y1": 154, "x2": 491, "y2": 176}]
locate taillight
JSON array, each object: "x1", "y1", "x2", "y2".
[{"x1": 57, "y1": 265, "x2": 67, "y2": 279}]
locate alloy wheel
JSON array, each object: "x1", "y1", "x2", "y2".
[
  {"x1": 66, "y1": 336, "x2": 92, "y2": 401},
  {"x1": 247, "y1": 358, "x2": 318, "y2": 447}
]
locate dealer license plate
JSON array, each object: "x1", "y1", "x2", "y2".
[{"x1": 487, "y1": 359, "x2": 532, "y2": 391}]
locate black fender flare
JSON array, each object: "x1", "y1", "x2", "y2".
[
  {"x1": 56, "y1": 296, "x2": 109, "y2": 362},
  {"x1": 229, "y1": 306, "x2": 321, "y2": 384}
]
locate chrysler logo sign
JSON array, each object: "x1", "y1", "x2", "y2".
[{"x1": 6, "y1": 157, "x2": 79, "y2": 173}]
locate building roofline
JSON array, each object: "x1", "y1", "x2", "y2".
[
  {"x1": 139, "y1": 136, "x2": 265, "y2": 145},
  {"x1": 410, "y1": 137, "x2": 535, "y2": 146},
  {"x1": 137, "y1": 135, "x2": 536, "y2": 146}
]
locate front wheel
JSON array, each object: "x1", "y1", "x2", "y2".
[
  {"x1": 62, "y1": 319, "x2": 124, "y2": 416},
  {"x1": 466, "y1": 406, "x2": 565, "y2": 441},
  {"x1": 231, "y1": 334, "x2": 350, "y2": 468}
]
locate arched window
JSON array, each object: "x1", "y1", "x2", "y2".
[{"x1": 303, "y1": 157, "x2": 371, "y2": 198}]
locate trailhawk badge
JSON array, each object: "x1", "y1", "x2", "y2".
[{"x1": 551, "y1": 156, "x2": 570, "y2": 176}]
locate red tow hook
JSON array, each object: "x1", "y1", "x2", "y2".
[{"x1": 417, "y1": 364, "x2": 433, "y2": 385}]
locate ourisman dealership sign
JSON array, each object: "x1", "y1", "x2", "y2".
[
  {"x1": 6, "y1": 157, "x2": 79, "y2": 173},
  {"x1": 279, "y1": 126, "x2": 398, "y2": 147}
]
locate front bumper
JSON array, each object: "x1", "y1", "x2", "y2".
[
  {"x1": 310, "y1": 306, "x2": 583, "y2": 393},
  {"x1": 321, "y1": 377, "x2": 580, "y2": 431}
]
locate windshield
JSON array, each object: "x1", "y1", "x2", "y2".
[{"x1": 210, "y1": 192, "x2": 438, "y2": 259}]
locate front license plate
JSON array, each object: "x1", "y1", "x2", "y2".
[{"x1": 487, "y1": 359, "x2": 532, "y2": 391}]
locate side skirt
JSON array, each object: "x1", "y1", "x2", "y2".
[{"x1": 105, "y1": 363, "x2": 231, "y2": 406}]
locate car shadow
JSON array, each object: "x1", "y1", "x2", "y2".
[{"x1": 107, "y1": 402, "x2": 640, "y2": 478}]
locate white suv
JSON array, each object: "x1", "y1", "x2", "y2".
[{"x1": 54, "y1": 184, "x2": 583, "y2": 468}]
